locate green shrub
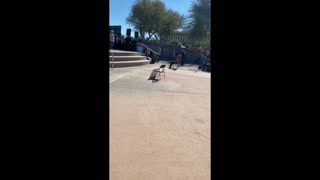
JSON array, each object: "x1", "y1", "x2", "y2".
[
  {"x1": 195, "y1": 43, "x2": 201, "y2": 47},
  {"x1": 170, "y1": 40, "x2": 180, "y2": 45}
]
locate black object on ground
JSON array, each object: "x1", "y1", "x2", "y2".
[
  {"x1": 155, "y1": 65, "x2": 166, "y2": 79},
  {"x1": 148, "y1": 69, "x2": 158, "y2": 80}
]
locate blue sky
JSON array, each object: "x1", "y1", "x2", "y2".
[{"x1": 110, "y1": 0, "x2": 194, "y2": 35}]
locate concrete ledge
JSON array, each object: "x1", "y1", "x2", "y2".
[
  {"x1": 110, "y1": 50, "x2": 143, "y2": 56},
  {"x1": 109, "y1": 60, "x2": 150, "y2": 68},
  {"x1": 109, "y1": 56, "x2": 147, "y2": 61},
  {"x1": 109, "y1": 50, "x2": 150, "y2": 68}
]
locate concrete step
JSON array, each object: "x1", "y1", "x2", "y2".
[
  {"x1": 109, "y1": 60, "x2": 150, "y2": 68},
  {"x1": 110, "y1": 50, "x2": 143, "y2": 56},
  {"x1": 109, "y1": 56, "x2": 147, "y2": 61}
]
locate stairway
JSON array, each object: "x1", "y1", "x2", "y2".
[{"x1": 109, "y1": 50, "x2": 150, "y2": 68}]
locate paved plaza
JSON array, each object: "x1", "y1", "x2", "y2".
[{"x1": 110, "y1": 62, "x2": 211, "y2": 180}]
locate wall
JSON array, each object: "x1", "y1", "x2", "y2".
[
  {"x1": 162, "y1": 32, "x2": 209, "y2": 45},
  {"x1": 140, "y1": 42, "x2": 203, "y2": 64}
]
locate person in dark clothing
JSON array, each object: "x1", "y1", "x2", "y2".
[
  {"x1": 145, "y1": 48, "x2": 150, "y2": 59},
  {"x1": 169, "y1": 55, "x2": 182, "y2": 69},
  {"x1": 131, "y1": 39, "x2": 137, "y2": 51},
  {"x1": 181, "y1": 49, "x2": 185, "y2": 66},
  {"x1": 198, "y1": 50, "x2": 207, "y2": 69},
  {"x1": 114, "y1": 35, "x2": 121, "y2": 49},
  {"x1": 109, "y1": 30, "x2": 115, "y2": 49},
  {"x1": 124, "y1": 36, "x2": 131, "y2": 51},
  {"x1": 120, "y1": 37, "x2": 124, "y2": 50},
  {"x1": 156, "y1": 46, "x2": 161, "y2": 63},
  {"x1": 150, "y1": 50, "x2": 153, "y2": 59},
  {"x1": 113, "y1": 34, "x2": 117, "y2": 49}
]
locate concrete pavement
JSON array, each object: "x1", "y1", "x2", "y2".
[{"x1": 110, "y1": 62, "x2": 211, "y2": 180}]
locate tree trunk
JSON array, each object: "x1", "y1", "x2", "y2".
[
  {"x1": 154, "y1": 34, "x2": 159, "y2": 41},
  {"x1": 146, "y1": 32, "x2": 153, "y2": 41},
  {"x1": 139, "y1": 31, "x2": 145, "y2": 40}
]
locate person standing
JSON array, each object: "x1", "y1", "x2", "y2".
[
  {"x1": 125, "y1": 36, "x2": 131, "y2": 51},
  {"x1": 181, "y1": 48, "x2": 185, "y2": 66},
  {"x1": 176, "y1": 44, "x2": 183, "y2": 65},
  {"x1": 173, "y1": 47, "x2": 176, "y2": 60},
  {"x1": 109, "y1": 30, "x2": 115, "y2": 49},
  {"x1": 115, "y1": 35, "x2": 120, "y2": 49},
  {"x1": 121, "y1": 36, "x2": 125, "y2": 50},
  {"x1": 158, "y1": 46, "x2": 162, "y2": 55},
  {"x1": 206, "y1": 48, "x2": 210, "y2": 60},
  {"x1": 199, "y1": 49, "x2": 206, "y2": 69},
  {"x1": 157, "y1": 46, "x2": 161, "y2": 63},
  {"x1": 113, "y1": 34, "x2": 117, "y2": 49}
]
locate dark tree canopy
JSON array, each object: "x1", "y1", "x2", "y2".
[
  {"x1": 186, "y1": 0, "x2": 211, "y2": 40},
  {"x1": 158, "y1": 9, "x2": 185, "y2": 40},
  {"x1": 127, "y1": 0, "x2": 184, "y2": 41}
]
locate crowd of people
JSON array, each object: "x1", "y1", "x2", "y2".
[
  {"x1": 110, "y1": 30, "x2": 211, "y2": 71},
  {"x1": 109, "y1": 30, "x2": 137, "y2": 51}
]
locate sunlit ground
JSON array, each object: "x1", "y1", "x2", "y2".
[{"x1": 110, "y1": 62, "x2": 210, "y2": 180}]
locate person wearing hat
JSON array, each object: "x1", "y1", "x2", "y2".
[{"x1": 109, "y1": 30, "x2": 115, "y2": 49}]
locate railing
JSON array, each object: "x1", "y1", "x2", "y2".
[
  {"x1": 137, "y1": 43, "x2": 159, "y2": 56},
  {"x1": 137, "y1": 42, "x2": 160, "y2": 63},
  {"x1": 110, "y1": 50, "x2": 114, "y2": 69}
]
